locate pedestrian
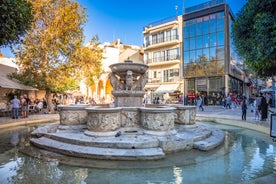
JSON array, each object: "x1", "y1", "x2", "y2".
[
  {"x1": 10, "y1": 95, "x2": 20, "y2": 119},
  {"x1": 225, "y1": 95, "x2": 231, "y2": 109},
  {"x1": 241, "y1": 99, "x2": 247, "y2": 120},
  {"x1": 20, "y1": 95, "x2": 27, "y2": 118},
  {"x1": 254, "y1": 94, "x2": 260, "y2": 121},
  {"x1": 197, "y1": 95, "x2": 204, "y2": 111},
  {"x1": 259, "y1": 93, "x2": 268, "y2": 121},
  {"x1": 24, "y1": 94, "x2": 30, "y2": 117},
  {"x1": 42, "y1": 98, "x2": 48, "y2": 114}
]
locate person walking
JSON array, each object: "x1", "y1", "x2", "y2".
[
  {"x1": 225, "y1": 95, "x2": 231, "y2": 109},
  {"x1": 259, "y1": 93, "x2": 268, "y2": 121},
  {"x1": 254, "y1": 94, "x2": 261, "y2": 121},
  {"x1": 197, "y1": 95, "x2": 204, "y2": 111},
  {"x1": 241, "y1": 99, "x2": 247, "y2": 120},
  {"x1": 10, "y1": 95, "x2": 20, "y2": 119}
]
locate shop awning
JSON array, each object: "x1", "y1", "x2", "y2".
[
  {"x1": 154, "y1": 83, "x2": 180, "y2": 94},
  {"x1": 0, "y1": 75, "x2": 38, "y2": 91},
  {"x1": 144, "y1": 83, "x2": 160, "y2": 90}
]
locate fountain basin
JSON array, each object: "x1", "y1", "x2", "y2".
[
  {"x1": 86, "y1": 107, "x2": 122, "y2": 133},
  {"x1": 140, "y1": 107, "x2": 176, "y2": 134},
  {"x1": 109, "y1": 62, "x2": 148, "y2": 78},
  {"x1": 59, "y1": 105, "x2": 90, "y2": 125},
  {"x1": 169, "y1": 105, "x2": 196, "y2": 125}
]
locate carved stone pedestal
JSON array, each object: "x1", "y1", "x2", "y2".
[
  {"x1": 58, "y1": 105, "x2": 89, "y2": 125},
  {"x1": 86, "y1": 107, "x2": 122, "y2": 135},
  {"x1": 140, "y1": 107, "x2": 176, "y2": 135}
]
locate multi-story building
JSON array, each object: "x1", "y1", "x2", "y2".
[
  {"x1": 143, "y1": 0, "x2": 245, "y2": 104},
  {"x1": 143, "y1": 16, "x2": 183, "y2": 103}
]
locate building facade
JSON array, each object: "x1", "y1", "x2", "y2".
[
  {"x1": 143, "y1": 16, "x2": 184, "y2": 103},
  {"x1": 80, "y1": 39, "x2": 144, "y2": 103},
  {"x1": 143, "y1": 0, "x2": 246, "y2": 104},
  {"x1": 183, "y1": 0, "x2": 245, "y2": 104}
]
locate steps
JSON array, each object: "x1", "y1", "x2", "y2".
[
  {"x1": 30, "y1": 123, "x2": 226, "y2": 160},
  {"x1": 193, "y1": 128, "x2": 225, "y2": 151},
  {"x1": 31, "y1": 137, "x2": 165, "y2": 160}
]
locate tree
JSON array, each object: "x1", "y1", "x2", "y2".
[
  {"x1": 13, "y1": 0, "x2": 102, "y2": 110},
  {"x1": 231, "y1": 0, "x2": 276, "y2": 77},
  {"x1": 0, "y1": 0, "x2": 33, "y2": 47}
]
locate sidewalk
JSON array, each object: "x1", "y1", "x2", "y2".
[
  {"x1": 196, "y1": 105, "x2": 276, "y2": 134},
  {"x1": 0, "y1": 113, "x2": 59, "y2": 129}
]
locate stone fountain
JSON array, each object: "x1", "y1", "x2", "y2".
[{"x1": 30, "y1": 60, "x2": 225, "y2": 161}]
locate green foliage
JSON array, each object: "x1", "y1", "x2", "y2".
[
  {"x1": 232, "y1": 0, "x2": 276, "y2": 77},
  {"x1": 70, "y1": 37, "x2": 103, "y2": 86},
  {"x1": 0, "y1": 0, "x2": 33, "y2": 46},
  {"x1": 14, "y1": 0, "x2": 102, "y2": 93}
]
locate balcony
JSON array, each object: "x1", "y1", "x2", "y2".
[
  {"x1": 144, "y1": 35, "x2": 179, "y2": 50},
  {"x1": 148, "y1": 76, "x2": 180, "y2": 83},
  {"x1": 143, "y1": 16, "x2": 178, "y2": 31},
  {"x1": 146, "y1": 54, "x2": 180, "y2": 66}
]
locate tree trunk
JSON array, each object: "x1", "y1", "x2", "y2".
[{"x1": 45, "y1": 90, "x2": 55, "y2": 113}]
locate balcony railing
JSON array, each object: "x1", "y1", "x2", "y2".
[
  {"x1": 148, "y1": 76, "x2": 180, "y2": 83},
  {"x1": 143, "y1": 16, "x2": 178, "y2": 30},
  {"x1": 144, "y1": 35, "x2": 179, "y2": 47},
  {"x1": 146, "y1": 54, "x2": 180, "y2": 64},
  {"x1": 184, "y1": 0, "x2": 225, "y2": 14}
]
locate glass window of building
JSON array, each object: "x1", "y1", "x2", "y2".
[{"x1": 183, "y1": 11, "x2": 227, "y2": 77}]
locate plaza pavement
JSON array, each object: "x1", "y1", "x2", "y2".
[{"x1": 0, "y1": 105, "x2": 275, "y2": 183}]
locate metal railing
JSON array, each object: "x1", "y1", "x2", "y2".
[
  {"x1": 148, "y1": 77, "x2": 180, "y2": 83},
  {"x1": 184, "y1": 0, "x2": 225, "y2": 14},
  {"x1": 146, "y1": 54, "x2": 180, "y2": 64},
  {"x1": 144, "y1": 35, "x2": 179, "y2": 47},
  {"x1": 143, "y1": 16, "x2": 178, "y2": 30}
]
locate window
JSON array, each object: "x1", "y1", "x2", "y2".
[
  {"x1": 184, "y1": 51, "x2": 189, "y2": 64},
  {"x1": 152, "y1": 34, "x2": 157, "y2": 44},
  {"x1": 210, "y1": 33, "x2": 216, "y2": 47},
  {"x1": 217, "y1": 18, "x2": 224, "y2": 31},
  {"x1": 163, "y1": 70, "x2": 169, "y2": 82},
  {"x1": 196, "y1": 36, "x2": 203, "y2": 49},
  {"x1": 203, "y1": 48, "x2": 209, "y2": 61},
  {"x1": 171, "y1": 28, "x2": 178, "y2": 40},
  {"x1": 196, "y1": 23, "x2": 203, "y2": 36},
  {"x1": 190, "y1": 37, "x2": 196, "y2": 50},
  {"x1": 157, "y1": 32, "x2": 164, "y2": 43},
  {"x1": 184, "y1": 38, "x2": 190, "y2": 50},
  {"x1": 203, "y1": 21, "x2": 209, "y2": 35},
  {"x1": 189, "y1": 25, "x2": 196, "y2": 37},
  {"x1": 217, "y1": 32, "x2": 224, "y2": 46},
  {"x1": 184, "y1": 27, "x2": 189, "y2": 38},
  {"x1": 209, "y1": 19, "x2": 216, "y2": 33},
  {"x1": 203, "y1": 35, "x2": 209, "y2": 48}
]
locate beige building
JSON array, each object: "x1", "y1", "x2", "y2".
[
  {"x1": 143, "y1": 16, "x2": 184, "y2": 103},
  {"x1": 80, "y1": 39, "x2": 144, "y2": 103}
]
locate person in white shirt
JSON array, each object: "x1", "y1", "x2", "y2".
[
  {"x1": 11, "y1": 95, "x2": 20, "y2": 119},
  {"x1": 35, "y1": 100, "x2": 43, "y2": 113}
]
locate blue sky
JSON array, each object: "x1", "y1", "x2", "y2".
[{"x1": 1, "y1": 0, "x2": 247, "y2": 58}]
